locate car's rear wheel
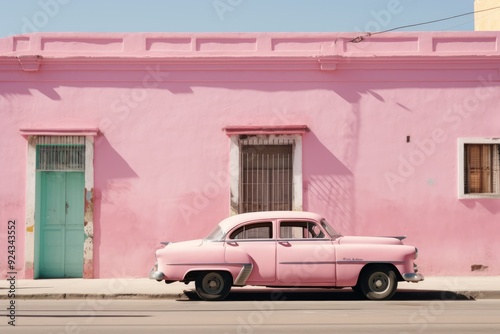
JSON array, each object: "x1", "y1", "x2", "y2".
[
  {"x1": 360, "y1": 265, "x2": 398, "y2": 300},
  {"x1": 195, "y1": 271, "x2": 232, "y2": 301}
]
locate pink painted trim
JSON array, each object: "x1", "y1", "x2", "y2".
[
  {"x1": 17, "y1": 55, "x2": 42, "y2": 71},
  {"x1": 20, "y1": 128, "x2": 99, "y2": 137},
  {"x1": 224, "y1": 125, "x2": 309, "y2": 135},
  {"x1": 3, "y1": 32, "x2": 500, "y2": 61}
]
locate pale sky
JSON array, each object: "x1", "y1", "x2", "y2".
[{"x1": 0, "y1": 0, "x2": 478, "y2": 38}]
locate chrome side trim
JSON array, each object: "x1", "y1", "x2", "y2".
[
  {"x1": 402, "y1": 273, "x2": 425, "y2": 282},
  {"x1": 219, "y1": 238, "x2": 333, "y2": 243},
  {"x1": 378, "y1": 235, "x2": 407, "y2": 241},
  {"x1": 279, "y1": 261, "x2": 336, "y2": 265},
  {"x1": 337, "y1": 260, "x2": 405, "y2": 265},
  {"x1": 233, "y1": 264, "x2": 253, "y2": 286},
  {"x1": 226, "y1": 239, "x2": 276, "y2": 243},
  {"x1": 277, "y1": 239, "x2": 332, "y2": 242},
  {"x1": 168, "y1": 262, "x2": 247, "y2": 266}
]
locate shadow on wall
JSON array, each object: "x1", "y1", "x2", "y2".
[
  {"x1": 0, "y1": 82, "x2": 62, "y2": 106},
  {"x1": 92, "y1": 135, "x2": 138, "y2": 278},
  {"x1": 459, "y1": 199, "x2": 500, "y2": 214},
  {"x1": 2, "y1": 70, "x2": 483, "y2": 104},
  {"x1": 302, "y1": 132, "x2": 356, "y2": 235}
]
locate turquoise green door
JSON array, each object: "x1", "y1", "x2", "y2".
[{"x1": 38, "y1": 172, "x2": 85, "y2": 278}]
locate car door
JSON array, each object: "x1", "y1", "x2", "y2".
[
  {"x1": 224, "y1": 220, "x2": 276, "y2": 283},
  {"x1": 276, "y1": 219, "x2": 336, "y2": 284}
]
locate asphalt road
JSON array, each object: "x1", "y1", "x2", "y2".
[{"x1": 2, "y1": 291, "x2": 500, "y2": 333}]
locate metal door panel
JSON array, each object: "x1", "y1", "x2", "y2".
[
  {"x1": 64, "y1": 227, "x2": 85, "y2": 277},
  {"x1": 40, "y1": 226, "x2": 65, "y2": 278},
  {"x1": 64, "y1": 172, "x2": 84, "y2": 277},
  {"x1": 38, "y1": 172, "x2": 84, "y2": 278},
  {"x1": 276, "y1": 240, "x2": 336, "y2": 284},
  {"x1": 65, "y1": 173, "x2": 85, "y2": 225},
  {"x1": 43, "y1": 173, "x2": 66, "y2": 225}
]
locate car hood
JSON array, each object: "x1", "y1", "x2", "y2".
[
  {"x1": 338, "y1": 236, "x2": 404, "y2": 245},
  {"x1": 162, "y1": 239, "x2": 204, "y2": 249}
]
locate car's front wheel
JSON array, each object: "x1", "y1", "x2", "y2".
[
  {"x1": 195, "y1": 271, "x2": 233, "y2": 301},
  {"x1": 360, "y1": 265, "x2": 398, "y2": 300},
  {"x1": 351, "y1": 284, "x2": 362, "y2": 295}
]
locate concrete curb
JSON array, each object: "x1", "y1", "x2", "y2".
[
  {"x1": 3, "y1": 293, "x2": 187, "y2": 300},
  {"x1": 3, "y1": 290, "x2": 500, "y2": 300}
]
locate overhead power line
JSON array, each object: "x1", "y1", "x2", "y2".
[{"x1": 350, "y1": 5, "x2": 500, "y2": 43}]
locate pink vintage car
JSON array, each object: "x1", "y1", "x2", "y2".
[{"x1": 149, "y1": 211, "x2": 423, "y2": 301}]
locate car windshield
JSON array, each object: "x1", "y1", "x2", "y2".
[
  {"x1": 204, "y1": 225, "x2": 225, "y2": 241},
  {"x1": 321, "y1": 219, "x2": 341, "y2": 238}
]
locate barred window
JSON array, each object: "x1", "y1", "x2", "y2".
[
  {"x1": 463, "y1": 143, "x2": 500, "y2": 196},
  {"x1": 239, "y1": 138, "x2": 293, "y2": 213},
  {"x1": 228, "y1": 132, "x2": 303, "y2": 215}
]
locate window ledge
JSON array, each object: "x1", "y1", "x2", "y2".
[
  {"x1": 224, "y1": 125, "x2": 309, "y2": 135},
  {"x1": 20, "y1": 128, "x2": 100, "y2": 137},
  {"x1": 459, "y1": 194, "x2": 500, "y2": 199}
]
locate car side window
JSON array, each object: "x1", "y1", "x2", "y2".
[
  {"x1": 280, "y1": 221, "x2": 325, "y2": 239},
  {"x1": 229, "y1": 222, "x2": 273, "y2": 240}
]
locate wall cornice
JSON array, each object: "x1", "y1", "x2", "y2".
[
  {"x1": 1, "y1": 32, "x2": 500, "y2": 64},
  {"x1": 1, "y1": 33, "x2": 500, "y2": 80}
]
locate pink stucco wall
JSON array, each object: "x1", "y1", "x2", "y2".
[{"x1": 1, "y1": 32, "x2": 499, "y2": 278}]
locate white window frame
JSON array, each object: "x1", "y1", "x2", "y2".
[
  {"x1": 229, "y1": 134, "x2": 303, "y2": 215},
  {"x1": 458, "y1": 137, "x2": 500, "y2": 199}
]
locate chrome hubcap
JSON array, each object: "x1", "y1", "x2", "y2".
[
  {"x1": 369, "y1": 273, "x2": 389, "y2": 293},
  {"x1": 202, "y1": 273, "x2": 223, "y2": 294},
  {"x1": 208, "y1": 280, "x2": 218, "y2": 289}
]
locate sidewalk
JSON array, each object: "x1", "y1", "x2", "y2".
[{"x1": 1, "y1": 276, "x2": 499, "y2": 300}]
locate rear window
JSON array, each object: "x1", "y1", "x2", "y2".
[{"x1": 229, "y1": 222, "x2": 273, "y2": 240}]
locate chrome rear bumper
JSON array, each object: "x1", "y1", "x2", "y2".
[
  {"x1": 149, "y1": 263, "x2": 164, "y2": 281},
  {"x1": 402, "y1": 273, "x2": 425, "y2": 282}
]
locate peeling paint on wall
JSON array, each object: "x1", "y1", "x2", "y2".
[
  {"x1": 83, "y1": 188, "x2": 94, "y2": 278},
  {"x1": 84, "y1": 188, "x2": 94, "y2": 225},
  {"x1": 83, "y1": 259, "x2": 93, "y2": 279}
]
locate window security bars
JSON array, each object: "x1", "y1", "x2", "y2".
[
  {"x1": 239, "y1": 137, "x2": 293, "y2": 213},
  {"x1": 36, "y1": 136, "x2": 85, "y2": 171}
]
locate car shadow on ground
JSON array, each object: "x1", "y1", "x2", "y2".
[{"x1": 182, "y1": 288, "x2": 474, "y2": 302}]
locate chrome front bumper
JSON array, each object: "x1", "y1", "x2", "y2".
[{"x1": 402, "y1": 272, "x2": 425, "y2": 282}]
